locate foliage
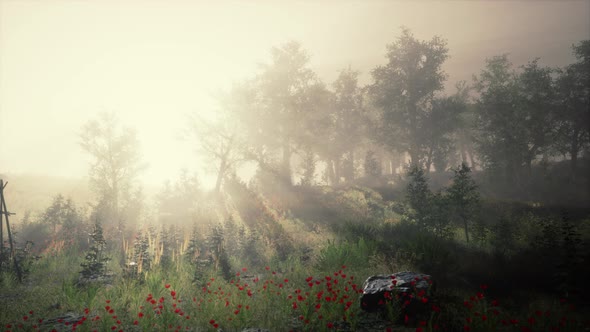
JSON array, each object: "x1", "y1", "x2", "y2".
[
  {"x1": 206, "y1": 223, "x2": 232, "y2": 281},
  {"x1": 364, "y1": 150, "x2": 382, "y2": 178},
  {"x1": 234, "y1": 41, "x2": 330, "y2": 185},
  {"x1": 79, "y1": 112, "x2": 144, "y2": 229},
  {"x1": 369, "y1": 27, "x2": 449, "y2": 166},
  {"x1": 79, "y1": 221, "x2": 111, "y2": 280},
  {"x1": 405, "y1": 166, "x2": 432, "y2": 225},
  {"x1": 446, "y1": 163, "x2": 482, "y2": 243},
  {"x1": 553, "y1": 41, "x2": 590, "y2": 176},
  {"x1": 315, "y1": 238, "x2": 376, "y2": 272}
]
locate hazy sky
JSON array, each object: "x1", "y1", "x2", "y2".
[{"x1": 1, "y1": 0, "x2": 589, "y2": 188}]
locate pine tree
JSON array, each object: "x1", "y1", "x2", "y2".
[
  {"x1": 80, "y1": 221, "x2": 110, "y2": 279},
  {"x1": 206, "y1": 224, "x2": 232, "y2": 280},
  {"x1": 405, "y1": 165, "x2": 432, "y2": 230},
  {"x1": 446, "y1": 163, "x2": 481, "y2": 243}
]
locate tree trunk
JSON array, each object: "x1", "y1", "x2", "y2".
[
  {"x1": 463, "y1": 215, "x2": 470, "y2": 243},
  {"x1": 334, "y1": 158, "x2": 342, "y2": 184},
  {"x1": 570, "y1": 128, "x2": 580, "y2": 178},
  {"x1": 282, "y1": 142, "x2": 292, "y2": 186},
  {"x1": 215, "y1": 157, "x2": 227, "y2": 194},
  {"x1": 425, "y1": 146, "x2": 433, "y2": 173},
  {"x1": 409, "y1": 148, "x2": 420, "y2": 168},
  {"x1": 460, "y1": 142, "x2": 468, "y2": 166},
  {"x1": 346, "y1": 149, "x2": 355, "y2": 182}
]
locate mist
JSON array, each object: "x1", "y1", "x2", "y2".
[
  {"x1": 1, "y1": 1, "x2": 590, "y2": 331},
  {"x1": 1, "y1": 1, "x2": 588, "y2": 187}
]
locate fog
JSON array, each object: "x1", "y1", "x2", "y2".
[{"x1": 0, "y1": 1, "x2": 588, "y2": 190}]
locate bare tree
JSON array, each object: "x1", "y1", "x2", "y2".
[{"x1": 80, "y1": 112, "x2": 143, "y2": 225}]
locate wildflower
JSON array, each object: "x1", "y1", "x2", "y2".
[
  {"x1": 463, "y1": 326, "x2": 471, "y2": 331},
  {"x1": 138, "y1": 312, "x2": 144, "y2": 318},
  {"x1": 327, "y1": 322, "x2": 334, "y2": 329},
  {"x1": 165, "y1": 284, "x2": 170, "y2": 289},
  {"x1": 480, "y1": 284, "x2": 488, "y2": 290},
  {"x1": 171, "y1": 290, "x2": 176, "y2": 297}
]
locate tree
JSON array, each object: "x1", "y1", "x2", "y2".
[
  {"x1": 405, "y1": 166, "x2": 452, "y2": 238},
  {"x1": 446, "y1": 163, "x2": 481, "y2": 243},
  {"x1": 405, "y1": 165, "x2": 432, "y2": 228},
  {"x1": 554, "y1": 40, "x2": 590, "y2": 176},
  {"x1": 80, "y1": 221, "x2": 110, "y2": 280},
  {"x1": 239, "y1": 41, "x2": 329, "y2": 185},
  {"x1": 40, "y1": 194, "x2": 85, "y2": 238},
  {"x1": 79, "y1": 113, "x2": 143, "y2": 226},
  {"x1": 473, "y1": 55, "x2": 521, "y2": 184},
  {"x1": 516, "y1": 59, "x2": 556, "y2": 175},
  {"x1": 370, "y1": 28, "x2": 449, "y2": 167},
  {"x1": 328, "y1": 67, "x2": 367, "y2": 182},
  {"x1": 157, "y1": 169, "x2": 201, "y2": 225},
  {"x1": 423, "y1": 81, "x2": 469, "y2": 172},
  {"x1": 364, "y1": 150, "x2": 382, "y2": 178},
  {"x1": 189, "y1": 93, "x2": 245, "y2": 193},
  {"x1": 473, "y1": 55, "x2": 556, "y2": 184}
]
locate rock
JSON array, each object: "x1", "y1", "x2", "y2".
[{"x1": 360, "y1": 272, "x2": 434, "y2": 323}]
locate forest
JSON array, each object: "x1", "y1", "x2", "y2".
[{"x1": 1, "y1": 26, "x2": 589, "y2": 332}]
